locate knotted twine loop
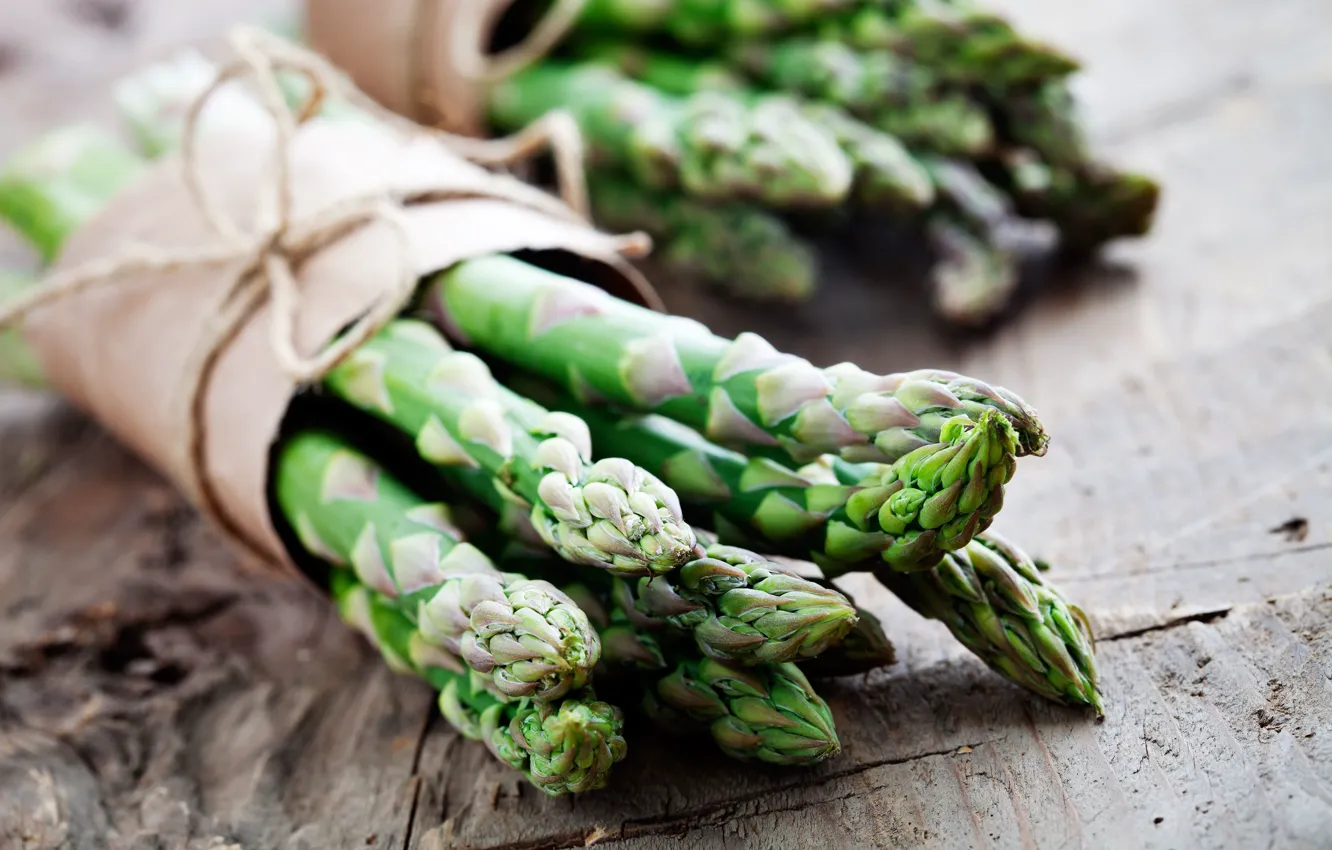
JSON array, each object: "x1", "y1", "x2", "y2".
[
  {"x1": 448, "y1": 0, "x2": 590, "y2": 84},
  {"x1": 0, "y1": 24, "x2": 648, "y2": 562}
]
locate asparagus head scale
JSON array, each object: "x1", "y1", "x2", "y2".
[
  {"x1": 275, "y1": 431, "x2": 601, "y2": 700},
  {"x1": 877, "y1": 530, "x2": 1102, "y2": 713},
  {"x1": 333, "y1": 573, "x2": 626, "y2": 795},
  {"x1": 321, "y1": 319, "x2": 698, "y2": 577},
  {"x1": 420, "y1": 255, "x2": 1048, "y2": 468},
  {"x1": 487, "y1": 61, "x2": 853, "y2": 208}
]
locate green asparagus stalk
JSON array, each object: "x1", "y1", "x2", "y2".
[
  {"x1": 990, "y1": 83, "x2": 1159, "y2": 252},
  {"x1": 918, "y1": 156, "x2": 1023, "y2": 325},
  {"x1": 523, "y1": 385, "x2": 1008, "y2": 572},
  {"x1": 643, "y1": 655, "x2": 841, "y2": 765},
  {"x1": 0, "y1": 125, "x2": 144, "y2": 263},
  {"x1": 575, "y1": 45, "x2": 934, "y2": 211},
  {"x1": 558, "y1": 574, "x2": 842, "y2": 766},
  {"x1": 0, "y1": 271, "x2": 45, "y2": 388},
  {"x1": 876, "y1": 530, "x2": 1102, "y2": 712},
  {"x1": 275, "y1": 431, "x2": 602, "y2": 701},
  {"x1": 994, "y1": 146, "x2": 1160, "y2": 255},
  {"x1": 618, "y1": 543, "x2": 858, "y2": 665},
  {"x1": 333, "y1": 571, "x2": 627, "y2": 795},
  {"x1": 925, "y1": 214, "x2": 1018, "y2": 326},
  {"x1": 575, "y1": 0, "x2": 862, "y2": 43},
  {"x1": 487, "y1": 61, "x2": 853, "y2": 208},
  {"x1": 321, "y1": 320, "x2": 699, "y2": 577},
  {"x1": 727, "y1": 39, "x2": 994, "y2": 156},
  {"x1": 588, "y1": 170, "x2": 818, "y2": 302},
  {"x1": 999, "y1": 81, "x2": 1089, "y2": 169},
  {"x1": 820, "y1": 4, "x2": 1081, "y2": 91},
  {"x1": 419, "y1": 254, "x2": 1048, "y2": 466},
  {"x1": 798, "y1": 101, "x2": 936, "y2": 210}
]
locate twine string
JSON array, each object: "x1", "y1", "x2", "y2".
[{"x1": 448, "y1": 0, "x2": 589, "y2": 84}]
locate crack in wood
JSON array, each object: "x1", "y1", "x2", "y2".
[
  {"x1": 455, "y1": 741, "x2": 1001, "y2": 850},
  {"x1": 1103, "y1": 607, "x2": 1234, "y2": 642},
  {"x1": 1066, "y1": 539, "x2": 1332, "y2": 584}
]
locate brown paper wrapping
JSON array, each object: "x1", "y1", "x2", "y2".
[
  {"x1": 305, "y1": 0, "x2": 517, "y2": 134},
  {"x1": 23, "y1": 116, "x2": 654, "y2": 578}
]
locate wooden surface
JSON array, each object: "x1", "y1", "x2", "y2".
[{"x1": 1, "y1": 1, "x2": 1331, "y2": 848}]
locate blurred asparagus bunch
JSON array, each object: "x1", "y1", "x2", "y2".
[
  {"x1": 0, "y1": 51, "x2": 1103, "y2": 797},
  {"x1": 479, "y1": 0, "x2": 1158, "y2": 326}
]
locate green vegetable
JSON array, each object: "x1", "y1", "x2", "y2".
[
  {"x1": 322, "y1": 320, "x2": 699, "y2": 577},
  {"x1": 487, "y1": 61, "x2": 853, "y2": 208},
  {"x1": 877, "y1": 530, "x2": 1102, "y2": 712},
  {"x1": 419, "y1": 255, "x2": 1048, "y2": 468},
  {"x1": 588, "y1": 170, "x2": 818, "y2": 302},
  {"x1": 275, "y1": 431, "x2": 602, "y2": 700},
  {"x1": 333, "y1": 570, "x2": 626, "y2": 795}
]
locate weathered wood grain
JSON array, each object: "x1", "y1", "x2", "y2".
[{"x1": 1, "y1": 0, "x2": 1330, "y2": 848}]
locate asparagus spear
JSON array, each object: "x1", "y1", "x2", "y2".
[
  {"x1": 321, "y1": 320, "x2": 698, "y2": 577},
  {"x1": 419, "y1": 255, "x2": 1048, "y2": 467},
  {"x1": 876, "y1": 530, "x2": 1102, "y2": 712},
  {"x1": 0, "y1": 125, "x2": 144, "y2": 263},
  {"x1": 487, "y1": 61, "x2": 853, "y2": 208},
  {"x1": 0, "y1": 271, "x2": 44, "y2": 388},
  {"x1": 644, "y1": 655, "x2": 841, "y2": 766},
  {"x1": 994, "y1": 146, "x2": 1160, "y2": 255},
  {"x1": 990, "y1": 83, "x2": 1160, "y2": 252},
  {"x1": 576, "y1": 45, "x2": 934, "y2": 212},
  {"x1": 274, "y1": 431, "x2": 602, "y2": 700},
  {"x1": 619, "y1": 543, "x2": 858, "y2": 665},
  {"x1": 560, "y1": 574, "x2": 843, "y2": 766},
  {"x1": 524, "y1": 386, "x2": 1007, "y2": 572},
  {"x1": 333, "y1": 571, "x2": 627, "y2": 795},
  {"x1": 917, "y1": 156, "x2": 1025, "y2": 325},
  {"x1": 727, "y1": 39, "x2": 994, "y2": 156},
  {"x1": 821, "y1": 3, "x2": 1081, "y2": 91},
  {"x1": 588, "y1": 171, "x2": 818, "y2": 302},
  {"x1": 575, "y1": 0, "x2": 862, "y2": 43},
  {"x1": 925, "y1": 214, "x2": 1019, "y2": 327}
]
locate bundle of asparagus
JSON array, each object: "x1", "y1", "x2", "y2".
[
  {"x1": 306, "y1": 0, "x2": 1161, "y2": 326},
  {"x1": 0, "y1": 47, "x2": 1102, "y2": 797}
]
